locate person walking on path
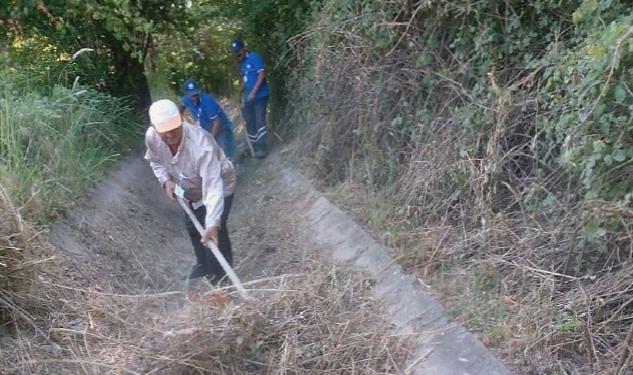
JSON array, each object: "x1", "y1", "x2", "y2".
[
  {"x1": 231, "y1": 38, "x2": 269, "y2": 159},
  {"x1": 181, "y1": 79, "x2": 237, "y2": 160},
  {"x1": 144, "y1": 99, "x2": 236, "y2": 283}
]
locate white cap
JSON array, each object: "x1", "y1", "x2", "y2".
[{"x1": 149, "y1": 99, "x2": 181, "y2": 133}]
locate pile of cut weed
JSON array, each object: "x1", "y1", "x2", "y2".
[
  {"x1": 1, "y1": 254, "x2": 408, "y2": 374},
  {"x1": 0, "y1": 182, "x2": 58, "y2": 326},
  {"x1": 138, "y1": 263, "x2": 407, "y2": 374}
]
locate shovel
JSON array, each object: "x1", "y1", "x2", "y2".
[{"x1": 176, "y1": 195, "x2": 248, "y2": 299}]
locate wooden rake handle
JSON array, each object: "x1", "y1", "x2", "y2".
[
  {"x1": 176, "y1": 196, "x2": 249, "y2": 299},
  {"x1": 240, "y1": 106, "x2": 256, "y2": 158}
]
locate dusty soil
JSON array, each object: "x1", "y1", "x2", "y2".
[
  {"x1": 35, "y1": 138, "x2": 508, "y2": 374},
  {"x1": 37, "y1": 145, "x2": 404, "y2": 373},
  {"x1": 50, "y1": 150, "x2": 304, "y2": 295}
]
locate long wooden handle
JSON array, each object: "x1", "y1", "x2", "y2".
[
  {"x1": 177, "y1": 197, "x2": 249, "y2": 299},
  {"x1": 240, "y1": 107, "x2": 256, "y2": 157},
  {"x1": 244, "y1": 126, "x2": 256, "y2": 157}
]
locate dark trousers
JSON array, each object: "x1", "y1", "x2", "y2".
[
  {"x1": 242, "y1": 97, "x2": 268, "y2": 153},
  {"x1": 184, "y1": 194, "x2": 233, "y2": 279}
]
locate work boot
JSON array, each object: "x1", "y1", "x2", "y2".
[
  {"x1": 208, "y1": 270, "x2": 230, "y2": 286},
  {"x1": 206, "y1": 273, "x2": 219, "y2": 285},
  {"x1": 186, "y1": 264, "x2": 207, "y2": 280}
]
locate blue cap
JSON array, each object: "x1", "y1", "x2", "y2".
[
  {"x1": 183, "y1": 79, "x2": 200, "y2": 96},
  {"x1": 230, "y1": 38, "x2": 244, "y2": 53}
]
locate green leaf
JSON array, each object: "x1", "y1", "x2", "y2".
[
  {"x1": 593, "y1": 140, "x2": 606, "y2": 154},
  {"x1": 614, "y1": 84, "x2": 628, "y2": 103},
  {"x1": 573, "y1": 10, "x2": 584, "y2": 24},
  {"x1": 587, "y1": 44, "x2": 605, "y2": 59},
  {"x1": 391, "y1": 116, "x2": 403, "y2": 127},
  {"x1": 586, "y1": 221, "x2": 607, "y2": 240},
  {"x1": 613, "y1": 148, "x2": 627, "y2": 162}
]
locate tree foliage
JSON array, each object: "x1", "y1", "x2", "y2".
[
  {"x1": 208, "y1": 0, "x2": 323, "y2": 116},
  {"x1": 1, "y1": 0, "x2": 190, "y2": 110}
]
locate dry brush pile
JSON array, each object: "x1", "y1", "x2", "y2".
[
  {"x1": 0, "y1": 195, "x2": 407, "y2": 375},
  {"x1": 285, "y1": 0, "x2": 633, "y2": 373},
  {"x1": 0, "y1": 182, "x2": 69, "y2": 370},
  {"x1": 134, "y1": 266, "x2": 407, "y2": 374}
]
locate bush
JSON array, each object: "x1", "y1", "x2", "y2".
[{"x1": 286, "y1": 0, "x2": 633, "y2": 373}]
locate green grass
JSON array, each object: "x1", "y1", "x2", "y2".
[{"x1": 0, "y1": 83, "x2": 140, "y2": 223}]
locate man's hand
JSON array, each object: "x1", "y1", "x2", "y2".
[
  {"x1": 163, "y1": 180, "x2": 176, "y2": 201},
  {"x1": 247, "y1": 91, "x2": 256, "y2": 102},
  {"x1": 202, "y1": 226, "x2": 220, "y2": 246}
]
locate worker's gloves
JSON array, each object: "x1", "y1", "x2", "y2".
[{"x1": 202, "y1": 226, "x2": 220, "y2": 246}]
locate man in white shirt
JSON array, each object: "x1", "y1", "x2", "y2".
[{"x1": 144, "y1": 99, "x2": 236, "y2": 283}]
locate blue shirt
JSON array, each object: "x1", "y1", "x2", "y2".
[
  {"x1": 240, "y1": 51, "x2": 269, "y2": 100},
  {"x1": 182, "y1": 93, "x2": 229, "y2": 131},
  {"x1": 182, "y1": 93, "x2": 236, "y2": 158}
]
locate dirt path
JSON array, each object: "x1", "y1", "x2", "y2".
[
  {"x1": 47, "y1": 144, "x2": 509, "y2": 374},
  {"x1": 50, "y1": 150, "x2": 310, "y2": 291}
]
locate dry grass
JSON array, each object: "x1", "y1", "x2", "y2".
[
  {"x1": 134, "y1": 266, "x2": 408, "y2": 374},
  {"x1": 0, "y1": 191, "x2": 408, "y2": 375},
  {"x1": 2, "y1": 268, "x2": 407, "y2": 374},
  {"x1": 0, "y1": 182, "x2": 58, "y2": 326},
  {"x1": 284, "y1": 2, "x2": 633, "y2": 374}
]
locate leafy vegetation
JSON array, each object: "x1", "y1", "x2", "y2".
[
  {"x1": 6, "y1": 0, "x2": 633, "y2": 372},
  {"x1": 0, "y1": 81, "x2": 138, "y2": 222},
  {"x1": 212, "y1": 0, "x2": 322, "y2": 117},
  {"x1": 2, "y1": 0, "x2": 192, "y2": 110},
  {"x1": 148, "y1": 5, "x2": 240, "y2": 97},
  {"x1": 282, "y1": 0, "x2": 633, "y2": 373}
]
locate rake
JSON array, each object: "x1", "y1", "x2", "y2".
[{"x1": 176, "y1": 196, "x2": 248, "y2": 299}]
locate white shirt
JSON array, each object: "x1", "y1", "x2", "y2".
[{"x1": 144, "y1": 122, "x2": 236, "y2": 228}]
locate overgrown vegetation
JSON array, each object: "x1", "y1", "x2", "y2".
[
  {"x1": 0, "y1": 52, "x2": 138, "y2": 221},
  {"x1": 1, "y1": 229, "x2": 406, "y2": 375},
  {"x1": 281, "y1": 0, "x2": 633, "y2": 373},
  {"x1": 0, "y1": 0, "x2": 141, "y2": 345},
  {"x1": 0, "y1": 34, "x2": 139, "y2": 352},
  {"x1": 2, "y1": 0, "x2": 195, "y2": 110},
  {"x1": 212, "y1": 0, "x2": 322, "y2": 119},
  {"x1": 10, "y1": 0, "x2": 633, "y2": 372}
]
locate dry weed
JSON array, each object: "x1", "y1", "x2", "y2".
[
  {"x1": 1, "y1": 246, "x2": 408, "y2": 374},
  {"x1": 286, "y1": 2, "x2": 633, "y2": 373}
]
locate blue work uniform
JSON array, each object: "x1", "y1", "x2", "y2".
[
  {"x1": 240, "y1": 51, "x2": 269, "y2": 156},
  {"x1": 182, "y1": 93, "x2": 237, "y2": 159},
  {"x1": 240, "y1": 51, "x2": 269, "y2": 101}
]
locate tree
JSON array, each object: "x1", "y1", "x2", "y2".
[{"x1": 1, "y1": 0, "x2": 190, "y2": 112}]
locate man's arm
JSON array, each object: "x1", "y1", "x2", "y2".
[
  {"x1": 247, "y1": 70, "x2": 265, "y2": 102},
  {"x1": 201, "y1": 95, "x2": 223, "y2": 137},
  {"x1": 151, "y1": 165, "x2": 176, "y2": 201},
  {"x1": 145, "y1": 132, "x2": 175, "y2": 201},
  {"x1": 198, "y1": 148, "x2": 225, "y2": 244},
  {"x1": 211, "y1": 117, "x2": 222, "y2": 137}
]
